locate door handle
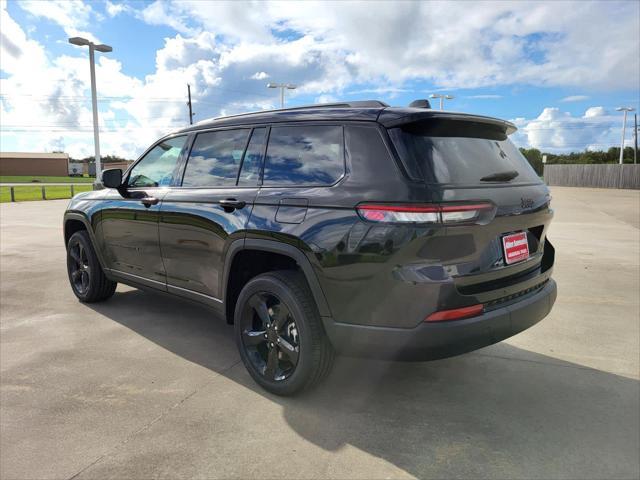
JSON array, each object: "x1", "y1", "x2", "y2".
[
  {"x1": 141, "y1": 196, "x2": 159, "y2": 207},
  {"x1": 219, "y1": 198, "x2": 246, "y2": 210}
]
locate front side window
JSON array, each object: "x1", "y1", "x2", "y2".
[
  {"x1": 263, "y1": 125, "x2": 344, "y2": 186},
  {"x1": 182, "y1": 129, "x2": 250, "y2": 187},
  {"x1": 128, "y1": 136, "x2": 186, "y2": 188}
]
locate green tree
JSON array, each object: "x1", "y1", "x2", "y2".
[{"x1": 519, "y1": 147, "x2": 543, "y2": 175}]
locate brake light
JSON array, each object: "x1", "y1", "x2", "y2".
[
  {"x1": 357, "y1": 203, "x2": 493, "y2": 224},
  {"x1": 425, "y1": 304, "x2": 483, "y2": 322}
]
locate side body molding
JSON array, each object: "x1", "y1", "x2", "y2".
[{"x1": 222, "y1": 238, "x2": 332, "y2": 318}]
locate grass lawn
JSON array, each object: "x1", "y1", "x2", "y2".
[
  {"x1": 0, "y1": 175, "x2": 95, "y2": 184},
  {"x1": 0, "y1": 185, "x2": 93, "y2": 203}
]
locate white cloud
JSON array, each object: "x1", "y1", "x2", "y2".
[
  {"x1": 584, "y1": 106, "x2": 606, "y2": 118},
  {"x1": 139, "y1": 1, "x2": 195, "y2": 36},
  {"x1": 105, "y1": 0, "x2": 130, "y2": 17},
  {"x1": 315, "y1": 94, "x2": 338, "y2": 104},
  {"x1": 510, "y1": 106, "x2": 632, "y2": 153},
  {"x1": 151, "y1": 0, "x2": 639, "y2": 90},
  {"x1": 561, "y1": 95, "x2": 589, "y2": 103},
  {"x1": 18, "y1": 0, "x2": 101, "y2": 43},
  {"x1": 2, "y1": 1, "x2": 639, "y2": 159}
]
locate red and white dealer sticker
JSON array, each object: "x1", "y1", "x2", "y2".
[{"x1": 502, "y1": 232, "x2": 530, "y2": 265}]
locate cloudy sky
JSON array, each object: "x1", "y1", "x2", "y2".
[{"x1": 1, "y1": 0, "x2": 638, "y2": 159}]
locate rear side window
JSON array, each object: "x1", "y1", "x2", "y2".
[
  {"x1": 388, "y1": 120, "x2": 541, "y2": 185},
  {"x1": 182, "y1": 129, "x2": 250, "y2": 187},
  {"x1": 263, "y1": 125, "x2": 344, "y2": 186}
]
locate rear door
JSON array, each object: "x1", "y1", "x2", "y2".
[
  {"x1": 386, "y1": 118, "x2": 553, "y2": 297},
  {"x1": 158, "y1": 127, "x2": 265, "y2": 305}
]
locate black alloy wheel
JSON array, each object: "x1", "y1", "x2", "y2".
[
  {"x1": 234, "y1": 270, "x2": 334, "y2": 396},
  {"x1": 68, "y1": 240, "x2": 91, "y2": 295},
  {"x1": 66, "y1": 230, "x2": 117, "y2": 303},
  {"x1": 240, "y1": 292, "x2": 300, "y2": 381}
]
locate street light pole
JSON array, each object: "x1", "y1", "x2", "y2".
[
  {"x1": 616, "y1": 107, "x2": 635, "y2": 165},
  {"x1": 88, "y1": 44, "x2": 101, "y2": 178},
  {"x1": 267, "y1": 83, "x2": 297, "y2": 108},
  {"x1": 429, "y1": 93, "x2": 454, "y2": 110},
  {"x1": 69, "y1": 37, "x2": 112, "y2": 186},
  {"x1": 634, "y1": 113, "x2": 638, "y2": 165}
]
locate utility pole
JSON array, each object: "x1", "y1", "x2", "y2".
[
  {"x1": 267, "y1": 83, "x2": 297, "y2": 108},
  {"x1": 616, "y1": 107, "x2": 635, "y2": 164},
  {"x1": 69, "y1": 37, "x2": 112, "y2": 186},
  {"x1": 634, "y1": 113, "x2": 638, "y2": 165},
  {"x1": 187, "y1": 84, "x2": 194, "y2": 125}
]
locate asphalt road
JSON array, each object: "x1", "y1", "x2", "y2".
[{"x1": 1, "y1": 187, "x2": 638, "y2": 479}]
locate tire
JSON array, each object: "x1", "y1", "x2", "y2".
[
  {"x1": 66, "y1": 230, "x2": 117, "y2": 303},
  {"x1": 234, "y1": 270, "x2": 334, "y2": 396}
]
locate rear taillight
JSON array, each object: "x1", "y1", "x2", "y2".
[
  {"x1": 357, "y1": 202, "x2": 494, "y2": 224},
  {"x1": 425, "y1": 304, "x2": 484, "y2": 322}
]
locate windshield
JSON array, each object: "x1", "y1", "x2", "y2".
[{"x1": 388, "y1": 120, "x2": 541, "y2": 186}]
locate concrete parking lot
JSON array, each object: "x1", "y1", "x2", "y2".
[{"x1": 1, "y1": 187, "x2": 638, "y2": 479}]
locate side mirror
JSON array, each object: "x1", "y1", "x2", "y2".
[{"x1": 102, "y1": 168, "x2": 123, "y2": 189}]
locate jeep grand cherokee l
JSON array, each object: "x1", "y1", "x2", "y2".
[{"x1": 64, "y1": 100, "x2": 557, "y2": 395}]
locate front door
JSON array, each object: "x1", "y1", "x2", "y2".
[
  {"x1": 99, "y1": 135, "x2": 188, "y2": 288},
  {"x1": 159, "y1": 127, "x2": 266, "y2": 304}
]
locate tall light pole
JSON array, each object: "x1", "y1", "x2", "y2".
[
  {"x1": 69, "y1": 37, "x2": 112, "y2": 185},
  {"x1": 615, "y1": 107, "x2": 635, "y2": 164},
  {"x1": 267, "y1": 83, "x2": 297, "y2": 108},
  {"x1": 429, "y1": 93, "x2": 454, "y2": 110},
  {"x1": 634, "y1": 113, "x2": 638, "y2": 165}
]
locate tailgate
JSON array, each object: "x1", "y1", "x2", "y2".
[{"x1": 386, "y1": 117, "x2": 554, "y2": 302}]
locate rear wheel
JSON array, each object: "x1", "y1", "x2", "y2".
[
  {"x1": 234, "y1": 270, "x2": 334, "y2": 396},
  {"x1": 66, "y1": 230, "x2": 116, "y2": 303}
]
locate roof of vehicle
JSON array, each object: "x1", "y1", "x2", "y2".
[{"x1": 175, "y1": 100, "x2": 517, "y2": 134}]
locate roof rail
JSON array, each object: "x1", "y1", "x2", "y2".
[
  {"x1": 281, "y1": 100, "x2": 390, "y2": 110},
  {"x1": 206, "y1": 100, "x2": 389, "y2": 123},
  {"x1": 195, "y1": 100, "x2": 389, "y2": 125}
]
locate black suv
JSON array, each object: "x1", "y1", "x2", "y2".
[{"x1": 64, "y1": 100, "x2": 556, "y2": 395}]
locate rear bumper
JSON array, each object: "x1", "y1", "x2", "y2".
[{"x1": 323, "y1": 278, "x2": 557, "y2": 361}]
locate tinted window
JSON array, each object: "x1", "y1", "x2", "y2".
[
  {"x1": 263, "y1": 126, "x2": 344, "y2": 186},
  {"x1": 238, "y1": 128, "x2": 266, "y2": 186},
  {"x1": 389, "y1": 120, "x2": 541, "y2": 185},
  {"x1": 128, "y1": 136, "x2": 186, "y2": 188},
  {"x1": 182, "y1": 129, "x2": 250, "y2": 187}
]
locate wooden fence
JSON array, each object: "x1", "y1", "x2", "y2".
[{"x1": 543, "y1": 164, "x2": 640, "y2": 190}]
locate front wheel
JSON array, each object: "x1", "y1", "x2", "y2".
[
  {"x1": 234, "y1": 270, "x2": 334, "y2": 396},
  {"x1": 66, "y1": 230, "x2": 117, "y2": 303}
]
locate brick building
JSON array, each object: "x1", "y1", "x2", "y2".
[{"x1": 0, "y1": 152, "x2": 69, "y2": 176}]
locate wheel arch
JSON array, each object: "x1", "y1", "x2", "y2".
[
  {"x1": 63, "y1": 212, "x2": 108, "y2": 270},
  {"x1": 222, "y1": 239, "x2": 332, "y2": 323}
]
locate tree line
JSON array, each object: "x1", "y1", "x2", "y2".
[
  {"x1": 69, "y1": 155, "x2": 132, "y2": 164},
  {"x1": 520, "y1": 147, "x2": 636, "y2": 176}
]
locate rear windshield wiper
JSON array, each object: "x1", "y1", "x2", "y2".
[{"x1": 480, "y1": 170, "x2": 519, "y2": 182}]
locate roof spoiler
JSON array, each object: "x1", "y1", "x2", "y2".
[{"x1": 379, "y1": 110, "x2": 517, "y2": 135}]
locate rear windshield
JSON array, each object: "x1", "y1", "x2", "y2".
[{"x1": 388, "y1": 119, "x2": 541, "y2": 185}]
